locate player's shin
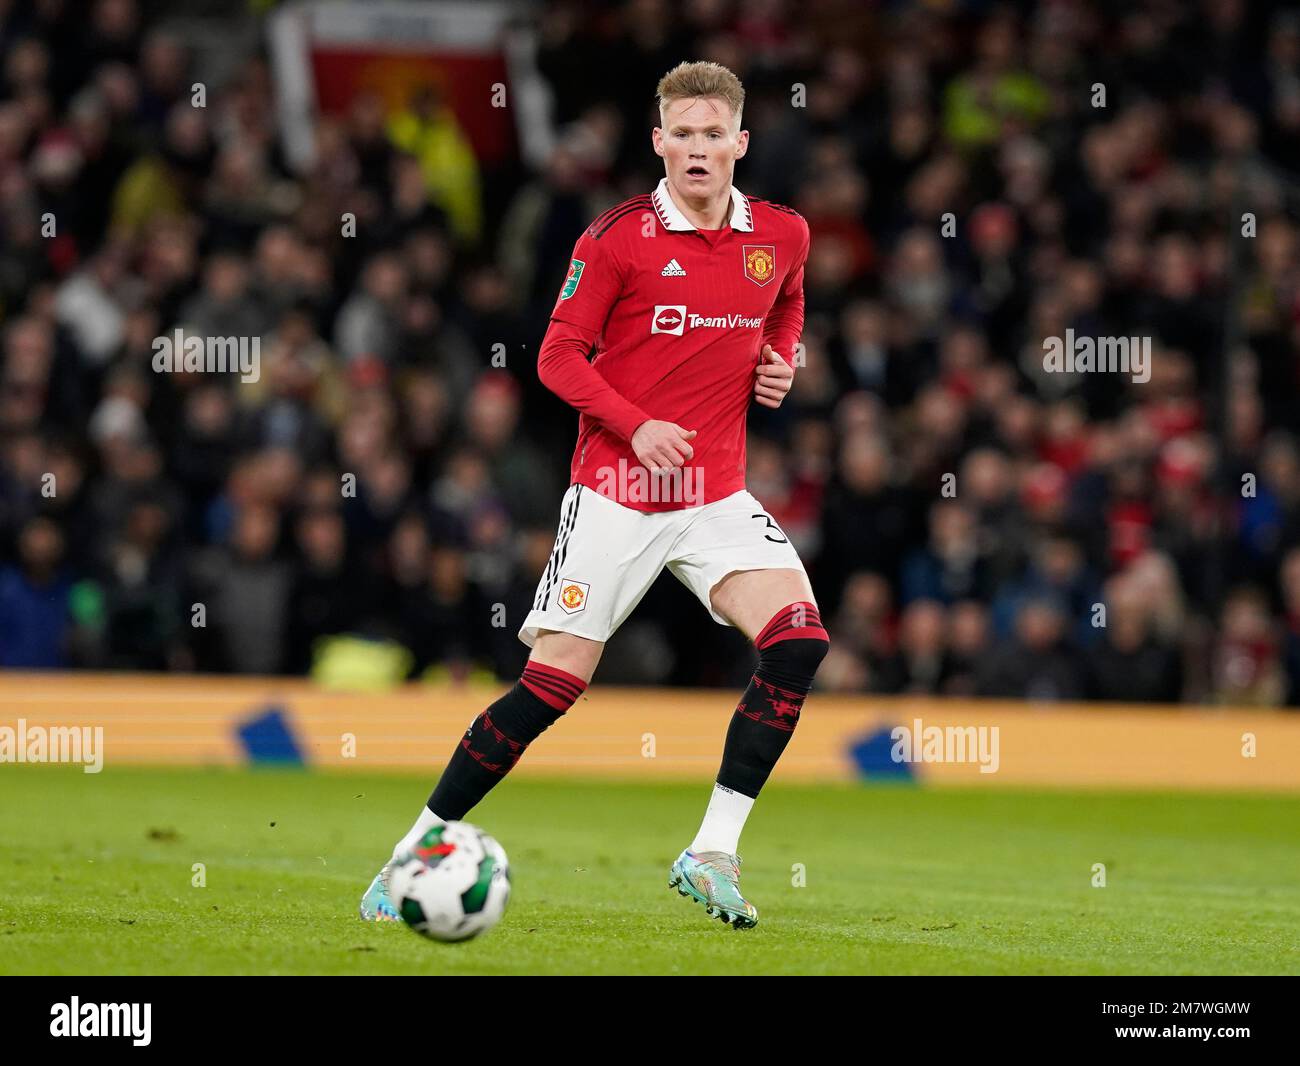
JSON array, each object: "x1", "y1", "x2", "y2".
[
  {"x1": 423, "y1": 661, "x2": 587, "y2": 823},
  {"x1": 691, "y1": 602, "x2": 829, "y2": 854}
]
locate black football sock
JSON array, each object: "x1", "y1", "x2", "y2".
[
  {"x1": 716, "y1": 602, "x2": 830, "y2": 798},
  {"x1": 427, "y1": 661, "x2": 586, "y2": 820}
]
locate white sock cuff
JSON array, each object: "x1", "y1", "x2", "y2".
[
  {"x1": 689, "y1": 782, "x2": 756, "y2": 855},
  {"x1": 392, "y1": 805, "x2": 447, "y2": 861}
]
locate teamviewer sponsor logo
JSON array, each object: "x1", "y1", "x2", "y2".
[
  {"x1": 650, "y1": 306, "x2": 764, "y2": 335},
  {"x1": 651, "y1": 305, "x2": 686, "y2": 335},
  {"x1": 688, "y1": 313, "x2": 763, "y2": 329}
]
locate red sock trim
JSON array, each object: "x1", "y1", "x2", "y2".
[
  {"x1": 754, "y1": 601, "x2": 828, "y2": 649},
  {"x1": 520, "y1": 661, "x2": 588, "y2": 711}
]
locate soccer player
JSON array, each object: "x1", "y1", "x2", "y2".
[{"x1": 362, "y1": 60, "x2": 828, "y2": 929}]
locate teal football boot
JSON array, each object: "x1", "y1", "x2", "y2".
[
  {"x1": 669, "y1": 849, "x2": 759, "y2": 929},
  {"x1": 358, "y1": 861, "x2": 400, "y2": 922}
]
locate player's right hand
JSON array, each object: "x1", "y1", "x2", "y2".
[{"x1": 631, "y1": 420, "x2": 697, "y2": 471}]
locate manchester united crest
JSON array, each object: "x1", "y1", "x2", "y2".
[
  {"x1": 743, "y1": 245, "x2": 776, "y2": 287},
  {"x1": 557, "y1": 578, "x2": 590, "y2": 614}
]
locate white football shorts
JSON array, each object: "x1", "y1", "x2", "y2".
[{"x1": 519, "y1": 484, "x2": 809, "y2": 647}]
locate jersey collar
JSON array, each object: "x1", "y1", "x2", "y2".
[{"x1": 652, "y1": 176, "x2": 753, "y2": 233}]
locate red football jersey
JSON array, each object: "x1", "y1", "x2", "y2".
[{"x1": 538, "y1": 177, "x2": 809, "y2": 512}]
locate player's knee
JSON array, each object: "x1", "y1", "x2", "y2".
[
  {"x1": 754, "y1": 601, "x2": 829, "y2": 693},
  {"x1": 757, "y1": 633, "x2": 829, "y2": 689},
  {"x1": 531, "y1": 630, "x2": 602, "y2": 684},
  {"x1": 766, "y1": 631, "x2": 829, "y2": 672}
]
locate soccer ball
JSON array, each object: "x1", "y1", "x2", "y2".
[{"x1": 389, "y1": 822, "x2": 511, "y2": 942}]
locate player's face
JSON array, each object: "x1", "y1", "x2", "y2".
[{"x1": 654, "y1": 97, "x2": 748, "y2": 199}]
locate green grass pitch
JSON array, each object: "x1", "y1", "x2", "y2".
[{"x1": 1, "y1": 766, "x2": 1296, "y2": 975}]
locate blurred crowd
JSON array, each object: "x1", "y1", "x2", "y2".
[{"x1": 3, "y1": 0, "x2": 1300, "y2": 705}]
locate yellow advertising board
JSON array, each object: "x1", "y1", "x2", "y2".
[{"x1": 1, "y1": 673, "x2": 1296, "y2": 791}]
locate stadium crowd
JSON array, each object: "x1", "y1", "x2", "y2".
[{"x1": 3, "y1": 0, "x2": 1300, "y2": 705}]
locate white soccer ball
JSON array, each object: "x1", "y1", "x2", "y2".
[{"x1": 389, "y1": 821, "x2": 511, "y2": 942}]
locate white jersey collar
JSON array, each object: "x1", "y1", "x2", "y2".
[{"x1": 652, "y1": 176, "x2": 753, "y2": 233}]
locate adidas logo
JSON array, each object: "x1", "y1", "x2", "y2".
[{"x1": 661, "y1": 258, "x2": 687, "y2": 277}]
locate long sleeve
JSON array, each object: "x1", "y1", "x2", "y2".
[
  {"x1": 762, "y1": 214, "x2": 810, "y2": 363},
  {"x1": 540, "y1": 225, "x2": 652, "y2": 442},
  {"x1": 537, "y1": 317, "x2": 651, "y2": 443}
]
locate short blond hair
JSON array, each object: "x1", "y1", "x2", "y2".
[{"x1": 656, "y1": 61, "x2": 744, "y2": 131}]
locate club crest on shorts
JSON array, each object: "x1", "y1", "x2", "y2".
[
  {"x1": 743, "y1": 245, "x2": 776, "y2": 286},
  {"x1": 557, "y1": 578, "x2": 590, "y2": 614}
]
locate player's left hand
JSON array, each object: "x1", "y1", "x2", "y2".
[{"x1": 754, "y1": 344, "x2": 793, "y2": 408}]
